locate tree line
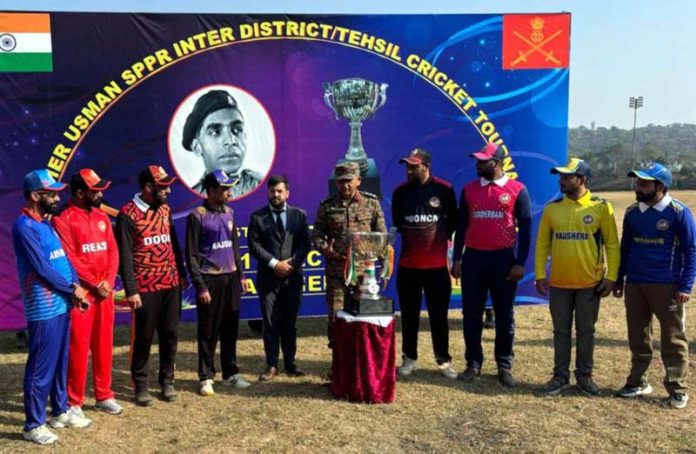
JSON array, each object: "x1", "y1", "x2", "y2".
[{"x1": 568, "y1": 123, "x2": 696, "y2": 190}]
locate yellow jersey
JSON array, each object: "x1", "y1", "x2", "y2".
[{"x1": 534, "y1": 190, "x2": 620, "y2": 289}]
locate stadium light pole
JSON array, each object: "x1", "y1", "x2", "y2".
[{"x1": 629, "y1": 96, "x2": 644, "y2": 167}]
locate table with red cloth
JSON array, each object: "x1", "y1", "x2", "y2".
[{"x1": 331, "y1": 310, "x2": 396, "y2": 404}]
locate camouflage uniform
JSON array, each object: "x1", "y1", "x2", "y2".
[{"x1": 313, "y1": 189, "x2": 387, "y2": 346}]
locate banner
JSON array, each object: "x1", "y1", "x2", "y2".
[{"x1": 0, "y1": 12, "x2": 570, "y2": 330}]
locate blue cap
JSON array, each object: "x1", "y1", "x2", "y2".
[
  {"x1": 550, "y1": 157, "x2": 592, "y2": 178},
  {"x1": 628, "y1": 162, "x2": 672, "y2": 188},
  {"x1": 23, "y1": 169, "x2": 68, "y2": 193},
  {"x1": 202, "y1": 169, "x2": 238, "y2": 190}
]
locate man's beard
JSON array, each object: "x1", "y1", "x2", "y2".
[
  {"x1": 40, "y1": 199, "x2": 59, "y2": 215},
  {"x1": 88, "y1": 197, "x2": 103, "y2": 208},
  {"x1": 477, "y1": 167, "x2": 495, "y2": 180},
  {"x1": 636, "y1": 189, "x2": 657, "y2": 203}
]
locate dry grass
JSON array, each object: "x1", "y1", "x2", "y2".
[{"x1": 1, "y1": 191, "x2": 696, "y2": 453}]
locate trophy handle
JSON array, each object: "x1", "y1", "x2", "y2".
[
  {"x1": 373, "y1": 83, "x2": 389, "y2": 113},
  {"x1": 322, "y1": 82, "x2": 339, "y2": 120}
]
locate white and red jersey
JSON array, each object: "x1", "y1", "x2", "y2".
[{"x1": 53, "y1": 200, "x2": 119, "y2": 303}]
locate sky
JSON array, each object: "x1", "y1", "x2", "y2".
[{"x1": 1, "y1": 0, "x2": 694, "y2": 129}]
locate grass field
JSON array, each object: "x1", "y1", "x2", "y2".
[{"x1": 1, "y1": 191, "x2": 695, "y2": 453}]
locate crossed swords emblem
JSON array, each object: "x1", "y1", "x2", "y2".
[{"x1": 510, "y1": 17, "x2": 563, "y2": 67}]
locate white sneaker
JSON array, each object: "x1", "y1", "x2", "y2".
[
  {"x1": 23, "y1": 425, "x2": 59, "y2": 445},
  {"x1": 49, "y1": 410, "x2": 92, "y2": 429},
  {"x1": 69, "y1": 406, "x2": 86, "y2": 419},
  {"x1": 437, "y1": 362, "x2": 458, "y2": 380},
  {"x1": 222, "y1": 374, "x2": 251, "y2": 389},
  {"x1": 199, "y1": 379, "x2": 215, "y2": 396},
  {"x1": 397, "y1": 357, "x2": 418, "y2": 376},
  {"x1": 95, "y1": 398, "x2": 124, "y2": 415}
]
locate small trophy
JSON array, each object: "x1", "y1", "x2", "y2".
[
  {"x1": 344, "y1": 230, "x2": 395, "y2": 316},
  {"x1": 323, "y1": 78, "x2": 388, "y2": 198}
]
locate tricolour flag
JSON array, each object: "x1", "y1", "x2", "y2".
[{"x1": 0, "y1": 13, "x2": 52, "y2": 72}]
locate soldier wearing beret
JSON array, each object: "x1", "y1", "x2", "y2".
[
  {"x1": 182, "y1": 89, "x2": 262, "y2": 197},
  {"x1": 312, "y1": 162, "x2": 387, "y2": 356}
]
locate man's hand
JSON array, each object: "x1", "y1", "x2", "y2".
[
  {"x1": 241, "y1": 279, "x2": 253, "y2": 294},
  {"x1": 322, "y1": 238, "x2": 345, "y2": 262},
  {"x1": 274, "y1": 259, "x2": 294, "y2": 278},
  {"x1": 126, "y1": 293, "x2": 142, "y2": 310},
  {"x1": 508, "y1": 264, "x2": 525, "y2": 282},
  {"x1": 450, "y1": 260, "x2": 461, "y2": 279},
  {"x1": 596, "y1": 279, "x2": 615, "y2": 298},
  {"x1": 535, "y1": 278, "x2": 549, "y2": 296},
  {"x1": 675, "y1": 291, "x2": 690, "y2": 304},
  {"x1": 96, "y1": 280, "x2": 112, "y2": 298},
  {"x1": 72, "y1": 284, "x2": 88, "y2": 301},
  {"x1": 612, "y1": 284, "x2": 624, "y2": 298},
  {"x1": 198, "y1": 290, "x2": 212, "y2": 305},
  {"x1": 71, "y1": 294, "x2": 90, "y2": 312}
]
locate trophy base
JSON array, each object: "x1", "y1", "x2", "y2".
[
  {"x1": 329, "y1": 158, "x2": 382, "y2": 199},
  {"x1": 344, "y1": 293, "x2": 394, "y2": 316}
]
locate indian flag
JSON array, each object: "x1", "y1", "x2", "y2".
[{"x1": 0, "y1": 13, "x2": 52, "y2": 72}]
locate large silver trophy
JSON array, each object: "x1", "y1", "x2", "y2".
[
  {"x1": 323, "y1": 78, "x2": 388, "y2": 198},
  {"x1": 344, "y1": 230, "x2": 395, "y2": 316}
]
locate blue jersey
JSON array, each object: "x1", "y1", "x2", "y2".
[
  {"x1": 12, "y1": 209, "x2": 77, "y2": 321},
  {"x1": 618, "y1": 196, "x2": 696, "y2": 293}
]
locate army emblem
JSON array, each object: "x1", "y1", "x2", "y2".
[
  {"x1": 98, "y1": 220, "x2": 107, "y2": 232},
  {"x1": 499, "y1": 193, "x2": 511, "y2": 204},
  {"x1": 583, "y1": 215, "x2": 593, "y2": 224},
  {"x1": 429, "y1": 196, "x2": 441, "y2": 208},
  {"x1": 656, "y1": 219, "x2": 669, "y2": 231}
]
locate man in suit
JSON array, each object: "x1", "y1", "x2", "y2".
[{"x1": 248, "y1": 175, "x2": 311, "y2": 381}]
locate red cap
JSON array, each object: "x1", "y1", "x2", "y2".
[
  {"x1": 139, "y1": 165, "x2": 177, "y2": 187},
  {"x1": 470, "y1": 143, "x2": 505, "y2": 161},
  {"x1": 78, "y1": 169, "x2": 112, "y2": 191}
]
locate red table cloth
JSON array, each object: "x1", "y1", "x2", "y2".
[{"x1": 331, "y1": 315, "x2": 396, "y2": 404}]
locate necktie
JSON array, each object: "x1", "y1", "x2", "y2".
[{"x1": 274, "y1": 210, "x2": 285, "y2": 235}]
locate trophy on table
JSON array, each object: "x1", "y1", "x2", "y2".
[
  {"x1": 323, "y1": 78, "x2": 388, "y2": 198},
  {"x1": 343, "y1": 230, "x2": 395, "y2": 316}
]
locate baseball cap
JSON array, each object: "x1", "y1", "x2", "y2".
[
  {"x1": 182, "y1": 90, "x2": 240, "y2": 151},
  {"x1": 470, "y1": 143, "x2": 506, "y2": 161},
  {"x1": 138, "y1": 165, "x2": 177, "y2": 187},
  {"x1": 399, "y1": 148, "x2": 432, "y2": 166},
  {"x1": 334, "y1": 162, "x2": 361, "y2": 180},
  {"x1": 550, "y1": 158, "x2": 592, "y2": 177},
  {"x1": 202, "y1": 169, "x2": 238, "y2": 190},
  {"x1": 70, "y1": 168, "x2": 112, "y2": 192},
  {"x1": 627, "y1": 162, "x2": 672, "y2": 188},
  {"x1": 23, "y1": 169, "x2": 67, "y2": 193}
]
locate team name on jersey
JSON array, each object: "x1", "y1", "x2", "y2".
[
  {"x1": 633, "y1": 237, "x2": 665, "y2": 245},
  {"x1": 472, "y1": 210, "x2": 505, "y2": 219},
  {"x1": 212, "y1": 240, "x2": 233, "y2": 250},
  {"x1": 555, "y1": 232, "x2": 589, "y2": 240},
  {"x1": 49, "y1": 248, "x2": 66, "y2": 260},
  {"x1": 404, "y1": 214, "x2": 439, "y2": 223},
  {"x1": 143, "y1": 234, "x2": 171, "y2": 246},
  {"x1": 81, "y1": 241, "x2": 107, "y2": 253}
]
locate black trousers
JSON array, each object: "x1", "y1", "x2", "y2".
[
  {"x1": 259, "y1": 273, "x2": 303, "y2": 369},
  {"x1": 460, "y1": 248, "x2": 517, "y2": 370},
  {"x1": 197, "y1": 273, "x2": 242, "y2": 381},
  {"x1": 130, "y1": 287, "x2": 180, "y2": 388},
  {"x1": 397, "y1": 266, "x2": 452, "y2": 364}
]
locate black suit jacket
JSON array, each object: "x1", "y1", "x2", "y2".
[{"x1": 248, "y1": 205, "x2": 311, "y2": 293}]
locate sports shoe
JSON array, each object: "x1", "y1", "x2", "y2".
[
  {"x1": 134, "y1": 387, "x2": 153, "y2": 406},
  {"x1": 222, "y1": 373, "x2": 251, "y2": 389},
  {"x1": 498, "y1": 368, "x2": 516, "y2": 388},
  {"x1": 199, "y1": 379, "x2": 215, "y2": 396},
  {"x1": 616, "y1": 383, "x2": 653, "y2": 398},
  {"x1": 667, "y1": 392, "x2": 689, "y2": 409},
  {"x1": 397, "y1": 357, "x2": 418, "y2": 377},
  {"x1": 68, "y1": 406, "x2": 86, "y2": 419},
  {"x1": 49, "y1": 410, "x2": 92, "y2": 429},
  {"x1": 22, "y1": 425, "x2": 58, "y2": 445},
  {"x1": 544, "y1": 375, "x2": 571, "y2": 396},
  {"x1": 437, "y1": 362, "x2": 458, "y2": 380},
  {"x1": 457, "y1": 366, "x2": 481, "y2": 382},
  {"x1": 95, "y1": 398, "x2": 124, "y2": 415},
  {"x1": 576, "y1": 375, "x2": 601, "y2": 396},
  {"x1": 161, "y1": 383, "x2": 177, "y2": 402}
]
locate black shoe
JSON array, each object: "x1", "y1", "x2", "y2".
[
  {"x1": 160, "y1": 383, "x2": 177, "y2": 402},
  {"x1": 576, "y1": 375, "x2": 600, "y2": 396},
  {"x1": 457, "y1": 366, "x2": 481, "y2": 382},
  {"x1": 498, "y1": 368, "x2": 516, "y2": 388},
  {"x1": 285, "y1": 366, "x2": 306, "y2": 377},
  {"x1": 543, "y1": 375, "x2": 570, "y2": 396},
  {"x1": 616, "y1": 383, "x2": 653, "y2": 398},
  {"x1": 15, "y1": 331, "x2": 27, "y2": 350},
  {"x1": 134, "y1": 387, "x2": 153, "y2": 407}
]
